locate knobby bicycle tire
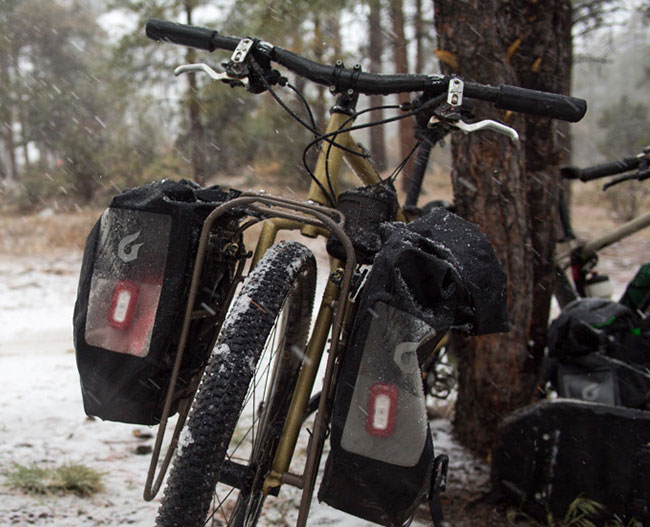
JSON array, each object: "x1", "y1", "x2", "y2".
[{"x1": 155, "y1": 241, "x2": 316, "y2": 527}]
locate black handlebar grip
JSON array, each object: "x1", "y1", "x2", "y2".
[
  {"x1": 560, "y1": 166, "x2": 581, "y2": 180},
  {"x1": 577, "y1": 157, "x2": 640, "y2": 181},
  {"x1": 146, "y1": 19, "x2": 218, "y2": 51},
  {"x1": 494, "y1": 85, "x2": 587, "y2": 123}
]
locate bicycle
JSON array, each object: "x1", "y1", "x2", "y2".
[
  {"x1": 77, "y1": 18, "x2": 586, "y2": 527},
  {"x1": 554, "y1": 147, "x2": 650, "y2": 307},
  {"x1": 541, "y1": 148, "x2": 650, "y2": 407}
]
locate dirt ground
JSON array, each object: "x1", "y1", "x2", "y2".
[{"x1": 1, "y1": 178, "x2": 649, "y2": 527}]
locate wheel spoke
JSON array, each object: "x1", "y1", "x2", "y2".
[
  {"x1": 213, "y1": 485, "x2": 237, "y2": 524},
  {"x1": 228, "y1": 311, "x2": 288, "y2": 462}
]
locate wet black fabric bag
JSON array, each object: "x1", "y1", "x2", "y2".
[
  {"x1": 74, "y1": 180, "x2": 242, "y2": 425},
  {"x1": 318, "y1": 208, "x2": 508, "y2": 526},
  {"x1": 492, "y1": 399, "x2": 650, "y2": 524},
  {"x1": 546, "y1": 298, "x2": 650, "y2": 408}
]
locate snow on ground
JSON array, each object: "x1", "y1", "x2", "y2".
[
  {"x1": 2, "y1": 207, "x2": 647, "y2": 526},
  {"x1": 0, "y1": 251, "x2": 476, "y2": 526},
  {"x1": 0, "y1": 253, "x2": 160, "y2": 526}
]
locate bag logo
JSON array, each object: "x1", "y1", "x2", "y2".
[
  {"x1": 581, "y1": 382, "x2": 600, "y2": 401},
  {"x1": 118, "y1": 231, "x2": 144, "y2": 262}
]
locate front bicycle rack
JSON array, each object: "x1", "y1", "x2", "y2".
[{"x1": 143, "y1": 191, "x2": 357, "y2": 505}]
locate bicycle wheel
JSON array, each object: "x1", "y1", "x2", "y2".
[{"x1": 155, "y1": 241, "x2": 316, "y2": 527}]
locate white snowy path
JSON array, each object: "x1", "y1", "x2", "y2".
[
  {"x1": 0, "y1": 254, "x2": 161, "y2": 526},
  {"x1": 0, "y1": 253, "x2": 461, "y2": 526}
]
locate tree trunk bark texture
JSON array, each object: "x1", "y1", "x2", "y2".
[
  {"x1": 185, "y1": 2, "x2": 207, "y2": 186},
  {"x1": 414, "y1": 0, "x2": 424, "y2": 73},
  {"x1": 390, "y1": 0, "x2": 417, "y2": 188},
  {"x1": 368, "y1": 0, "x2": 387, "y2": 172},
  {"x1": 433, "y1": 0, "x2": 572, "y2": 456},
  {"x1": 0, "y1": 50, "x2": 18, "y2": 181},
  {"x1": 511, "y1": 0, "x2": 573, "y2": 374},
  {"x1": 313, "y1": 16, "x2": 327, "y2": 133}
]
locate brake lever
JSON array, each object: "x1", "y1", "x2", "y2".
[
  {"x1": 454, "y1": 119, "x2": 519, "y2": 143},
  {"x1": 435, "y1": 76, "x2": 519, "y2": 143},
  {"x1": 602, "y1": 172, "x2": 637, "y2": 191},
  {"x1": 428, "y1": 116, "x2": 519, "y2": 143},
  {"x1": 174, "y1": 63, "x2": 250, "y2": 90}
]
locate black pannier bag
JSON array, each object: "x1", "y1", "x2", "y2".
[
  {"x1": 492, "y1": 399, "x2": 650, "y2": 524},
  {"x1": 318, "y1": 207, "x2": 508, "y2": 526},
  {"x1": 546, "y1": 297, "x2": 650, "y2": 408},
  {"x1": 73, "y1": 179, "x2": 243, "y2": 425}
]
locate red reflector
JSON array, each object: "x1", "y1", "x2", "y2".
[
  {"x1": 366, "y1": 383, "x2": 398, "y2": 437},
  {"x1": 108, "y1": 280, "x2": 140, "y2": 330}
]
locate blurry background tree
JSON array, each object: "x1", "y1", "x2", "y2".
[
  {"x1": 366, "y1": 0, "x2": 388, "y2": 172},
  {"x1": 389, "y1": 0, "x2": 416, "y2": 189},
  {"x1": 597, "y1": 95, "x2": 650, "y2": 221},
  {"x1": 0, "y1": 0, "x2": 162, "y2": 208}
]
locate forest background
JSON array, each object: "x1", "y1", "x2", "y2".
[
  {"x1": 1, "y1": 0, "x2": 650, "y2": 457},
  {"x1": 1, "y1": 0, "x2": 648, "y2": 208}
]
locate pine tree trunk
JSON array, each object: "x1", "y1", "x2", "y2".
[
  {"x1": 185, "y1": 1, "x2": 207, "y2": 185},
  {"x1": 510, "y1": 0, "x2": 573, "y2": 372},
  {"x1": 414, "y1": 0, "x2": 424, "y2": 73},
  {"x1": 368, "y1": 0, "x2": 387, "y2": 172},
  {"x1": 433, "y1": 0, "x2": 534, "y2": 456},
  {"x1": 313, "y1": 16, "x2": 327, "y2": 133},
  {"x1": 389, "y1": 0, "x2": 416, "y2": 188},
  {"x1": 326, "y1": 14, "x2": 342, "y2": 57},
  {"x1": 433, "y1": 0, "x2": 575, "y2": 456},
  {"x1": 0, "y1": 51, "x2": 18, "y2": 181}
]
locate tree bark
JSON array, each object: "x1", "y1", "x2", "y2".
[
  {"x1": 509, "y1": 0, "x2": 573, "y2": 374},
  {"x1": 368, "y1": 0, "x2": 387, "y2": 172},
  {"x1": 433, "y1": 0, "x2": 575, "y2": 456},
  {"x1": 414, "y1": 0, "x2": 424, "y2": 73},
  {"x1": 389, "y1": 0, "x2": 416, "y2": 188},
  {"x1": 313, "y1": 16, "x2": 327, "y2": 133},
  {"x1": 0, "y1": 50, "x2": 18, "y2": 181},
  {"x1": 433, "y1": 0, "x2": 534, "y2": 456},
  {"x1": 185, "y1": 1, "x2": 207, "y2": 185}
]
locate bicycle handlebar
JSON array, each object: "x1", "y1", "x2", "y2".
[
  {"x1": 145, "y1": 19, "x2": 587, "y2": 123},
  {"x1": 561, "y1": 156, "x2": 641, "y2": 182},
  {"x1": 146, "y1": 19, "x2": 225, "y2": 51}
]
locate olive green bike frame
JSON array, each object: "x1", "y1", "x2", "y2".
[
  {"x1": 252, "y1": 110, "x2": 399, "y2": 526},
  {"x1": 144, "y1": 107, "x2": 402, "y2": 527}
]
